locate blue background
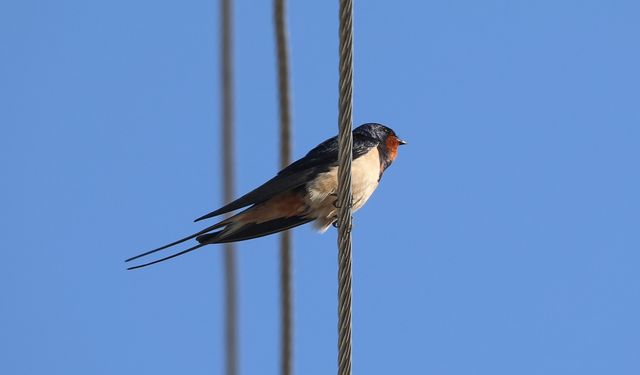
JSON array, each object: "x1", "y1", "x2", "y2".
[{"x1": 2, "y1": 0, "x2": 639, "y2": 374}]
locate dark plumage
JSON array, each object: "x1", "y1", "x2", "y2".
[{"x1": 126, "y1": 123, "x2": 405, "y2": 270}]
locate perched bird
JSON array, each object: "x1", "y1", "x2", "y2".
[{"x1": 126, "y1": 123, "x2": 405, "y2": 269}]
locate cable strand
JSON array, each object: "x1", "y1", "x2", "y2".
[
  {"x1": 337, "y1": 0, "x2": 354, "y2": 374},
  {"x1": 274, "y1": 0, "x2": 293, "y2": 374},
  {"x1": 221, "y1": 0, "x2": 238, "y2": 374}
]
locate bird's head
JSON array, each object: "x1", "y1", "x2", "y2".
[{"x1": 354, "y1": 123, "x2": 406, "y2": 165}]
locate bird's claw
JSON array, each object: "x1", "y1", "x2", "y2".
[
  {"x1": 332, "y1": 194, "x2": 353, "y2": 209},
  {"x1": 332, "y1": 216, "x2": 353, "y2": 233}
]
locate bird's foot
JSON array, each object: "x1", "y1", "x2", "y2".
[
  {"x1": 332, "y1": 194, "x2": 353, "y2": 209},
  {"x1": 332, "y1": 216, "x2": 353, "y2": 233}
]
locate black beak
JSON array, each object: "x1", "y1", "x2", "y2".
[{"x1": 397, "y1": 138, "x2": 407, "y2": 145}]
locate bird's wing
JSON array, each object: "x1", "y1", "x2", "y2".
[
  {"x1": 194, "y1": 133, "x2": 379, "y2": 222},
  {"x1": 196, "y1": 216, "x2": 313, "y2": 244}
]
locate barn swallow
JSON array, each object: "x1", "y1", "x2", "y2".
[{"x1": 126, "y1": 123, "x2": 405, "y2": 270}]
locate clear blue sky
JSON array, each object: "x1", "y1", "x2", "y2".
[{"x1": 2, "y1": 0, "x2": 639, "y2": 374}]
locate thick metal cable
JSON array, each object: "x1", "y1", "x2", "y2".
[
  {"x1": 220, "y1": 0, "x2": 238, "y2": 374},
  {"x1": 337, "y1": 0, "x2": 354, "y2": 374},
  {"x1": 274, "y1": 0, "x2": 293, "y2": 374}
]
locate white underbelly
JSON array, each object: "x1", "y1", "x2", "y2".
[
  {"x1": 305, "y1": 147, "x2": 381, "y2": 232},
  {"x1": 351, "y1": 156, "x2": 380, "y2": 211}
]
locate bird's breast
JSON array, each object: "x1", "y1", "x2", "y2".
[
  {"x1": 304, "y1": 147, "x2": 381, "y2": 231},
  {"x1": 350, "y1": 147, "x2": 381, "y2": 211}
]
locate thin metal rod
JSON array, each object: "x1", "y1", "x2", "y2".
[
  {"x1": 337, "y1": 0, "x2": 354, "y2": 374},
  {"x1": 274, "y1": 0, "x2": 294, "y2": 374},
  {"x1": 220, "y1": 0, "x2": 238, "y2": 374}
]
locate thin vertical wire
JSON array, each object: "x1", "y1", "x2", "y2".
[
  {"x1": 337, "y1": 0, "x2": 353, "y2": 374},
  {"x1": 220, "y1": 0, "x2": 238, "y2": 374},
  {"x1": 274, "y1": 0, "x2": 293, "y2": 374}
]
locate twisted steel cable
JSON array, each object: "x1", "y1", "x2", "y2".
[
  {"x1": 220, "y1": 0, "x2": 238, "y2": 374},
  {"x1": 337, "y1": 0, "x2": 354, "y2": 374},
  {"x1": 274, "y1": 0, "x2": 294, "y2": 374}
]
